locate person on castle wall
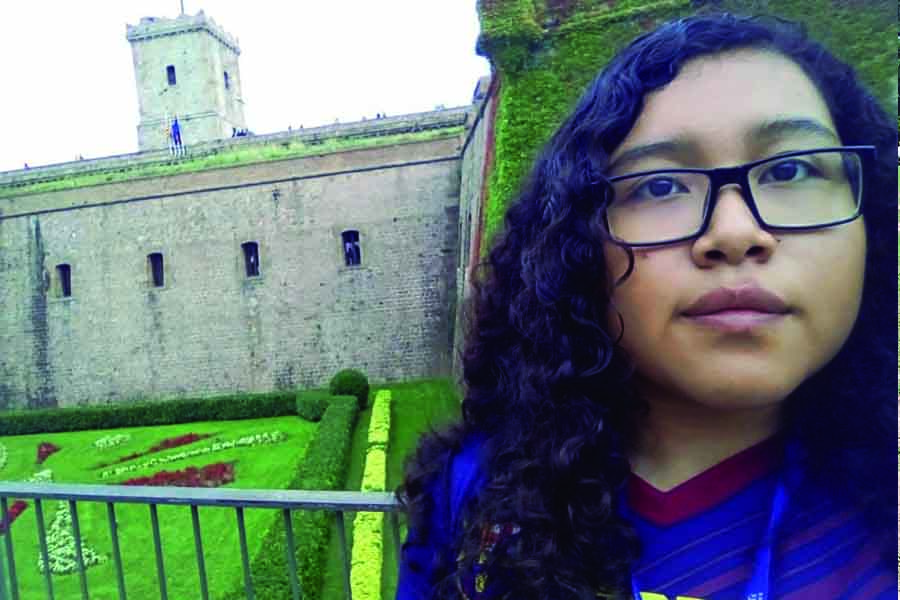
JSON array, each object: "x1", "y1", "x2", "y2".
[
  {"x1": 171, "y1": 116, "x2": 184, "y2": 157},
  {"x1": 344, "y1": 240, "x2": 359, "y2": 265},
  {"x1": 395, "y1": 12, "x2": 896, "y2": 600},
  {"x1": 163, "y1": 120, "x2": 174, "y2": 155},
  {"x1": 166, "y1": 120, "x2": 176, "y2": 156}
]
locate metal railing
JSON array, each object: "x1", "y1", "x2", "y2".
[{"x1": 0, "y1": 482, "x2": 402, "y2": 600}]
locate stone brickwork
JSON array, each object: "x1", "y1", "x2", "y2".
[
  {"x1": 452, "y1": 76, "x2": 494, "y2": 384},
  {"x1": 127, "y1": 11, "x2": 247, "y2": 151},
  {"x1": 0, "y1": 130, "x2": 476, "y2": 409}
]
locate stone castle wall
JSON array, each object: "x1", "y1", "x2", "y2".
[
  {"x1": 0, "y1": 130, "x2": 472, "y2": 410},
  {"x1": 452, "y1": 77, "x2": 494, "y2": 385}
]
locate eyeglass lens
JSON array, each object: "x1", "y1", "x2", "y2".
[{"x1": 606, "y1": 151, "x2": 862, "y2": 245}]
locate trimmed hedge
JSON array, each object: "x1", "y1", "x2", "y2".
[
  {"x1": 329, "y1": 369, "x2": 370, "y2": 410},
  {"x1": 359, "y1": 448, "x2": 387, "y2": 493},
  {"x1": 350, "y1": 389, "x2": 391, "y2": 600},
  {"x1": 0, "y1": 391, "x2": 297, "y2": 436},
  {"x1": 349, "y1": 511, "x2": 384, "y2": 600},
  {"x1": 296, "y1": 390, "x2": 331, "y2": 422},
  {"x1": 366, "y1": 390, "x2": 391, "y2": 450},
  {"x1": 218, "y1": 394, "x2": 359, "y2": 600}
]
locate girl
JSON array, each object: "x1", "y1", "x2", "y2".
[{"x1": 396, "y1": 13, "x2": 897, "y2": 600}]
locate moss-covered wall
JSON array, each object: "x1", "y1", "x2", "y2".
[{"x1": 476, "y1": 0, "x2": 896, "y2": 253}]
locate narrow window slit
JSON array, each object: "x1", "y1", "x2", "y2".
[
  {"x1": 56, "y1": 264, "x2": 72, "y2": 297},
  {"x1": 341, "y1": 230, "x2": 361, "y2": 266},
  {"x1": 148, "y1": 253, "x2": 164, "y2": 287},
  {"x1": 242, "y1": 242, "x2": 260, "y2": 277}
]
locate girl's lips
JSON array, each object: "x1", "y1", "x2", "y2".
[
  {"x1": 684, "y1": 309, "x2": 786, "y2": 333},
  {"x1": 683, "y1": 285, "x2": 789, "y2": 317}
]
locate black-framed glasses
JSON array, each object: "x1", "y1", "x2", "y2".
[{"x1": 600, "y1": 146, "x2": 874, "y2": 247}]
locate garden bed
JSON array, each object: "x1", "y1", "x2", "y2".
[{"x1": 0, "y1": 416, "x2": 316, "y2": 600}]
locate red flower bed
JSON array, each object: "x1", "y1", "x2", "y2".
[
  {"x1": 36, "y1": 442, "x2": 61, "y2": 465},
  {"x1": 148, "y1": 432, "x2": 209, "y2": 453},
  {"x1": 93, "y1": 432, "x2": 215, "y2": 469},
  {"x1": 120, "y1": 462, "x2": 235, "y2": 488},
  {"x1": 0, "y1": 501, "x2": 28, "y2": 534}
]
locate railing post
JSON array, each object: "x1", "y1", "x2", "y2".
[
  {"x1": 281, "y1": 509, "x2": 302, "y2": 600},
  {"x1": 68, "y1": 500, "x2": 89, "y2": 600},
  {"x1": 335, "y1": 511, "x2": 352, "y2": 600},
  {"x1": 389, "y1": 511, "x2": 402, "y2": 565},
  {"x1": 235, "y1": 507, "x2": 255, "y2": 600},
  {"x1": 0, "y1": 522, "x2": 8, "y2": 600},
  {"x1": 190, "y1": 505, "x2": 210, "y2": 600},
  {"x1": 34, "y1": 499, "x2": 54, "y2": 600},
  {"x1": 0, "y1": 498, "x2": 19, "y2": 600},
  {"x1": 106, "y1": 502, "x2": 127, "y2": 600},
  {"x1": 149, "y1": 504, "x2": 168, "y2": 600}
]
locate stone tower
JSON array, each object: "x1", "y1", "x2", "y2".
[{"x1": 126, "y1": 10, "x2": 248, "y2": 151}]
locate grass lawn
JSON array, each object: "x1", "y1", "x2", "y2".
[
  {"x1": 0, "y1": 416, "x2": 316, "y2": 600},
  {"x1": 319, "y1": 377, "x2": 462, "y2": 600}
]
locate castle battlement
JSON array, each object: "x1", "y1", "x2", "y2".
[
  {"x1": 126, "y1": 10, "x2": 240, "y2": 54},
  {"x1": 0, "y1": 106, "x2": 472, "y2": 194}
]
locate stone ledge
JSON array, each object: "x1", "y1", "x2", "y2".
[{"x1": 0, "y1": 106, "x2": 471, "y2": 192}]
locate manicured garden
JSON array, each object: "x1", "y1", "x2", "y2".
[
  {"x1": 0, "y1": 416, "x2": 315, "y2": 600},
  {"x1": 0, "y1": 374, "x2": 463, "y2": 600},
  {"x1": 320, "y1": 378, "x2": 462, "y2": 600}
]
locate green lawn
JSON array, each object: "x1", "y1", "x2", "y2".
[
  {"x1": 0, "y1": 416, "x2": 316, "y2": 600},
  {"x1": 319, "y1": 378, "x2": 462, "y2": 600},
  {"x1": 0, "y1": 378, "x2": 463, "y2": 600}
]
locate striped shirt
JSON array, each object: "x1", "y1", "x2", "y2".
[{"x1": 396, "y1": 434, "x2": 897, "y2": 600}]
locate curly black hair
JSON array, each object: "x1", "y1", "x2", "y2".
[{"x1": 397, "y1": 12, "x2": 897, "y2": 600}]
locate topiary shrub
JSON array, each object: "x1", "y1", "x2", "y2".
[
  {"x1": 328, "y1": 369, "x2": 369, "y2": 410},
  {"x1": 296, "y1": 390, "x2": 331, "y2": 422},
  {"x1": 0, "y1": 391, "x2": 297, "y2": 436},
  {"x1": 218, "y1": 395, "x2": 359, "y2": 600}
]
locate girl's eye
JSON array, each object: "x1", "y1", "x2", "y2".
[
  {"x1": 630, "y1": 176, "x2": 690, "y2": 200},
  {"x1": 759, "y1": 159, "x2": 820, "y2": 183}
]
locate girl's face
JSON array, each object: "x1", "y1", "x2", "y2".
[{"x1": 603, "y1": 49, "x2": 866, "y2": 411}]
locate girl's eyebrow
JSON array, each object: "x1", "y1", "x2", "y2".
[
  {"x1": 748, "y1": 117, "x2": 840, "y2": 145},
  {"x1": 607, "y1": 117, "x2": 840, "y2": 174}
]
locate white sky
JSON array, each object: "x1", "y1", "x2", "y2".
[{"x1": 0, "y1": 1, "x2": 490, "y2": 172}]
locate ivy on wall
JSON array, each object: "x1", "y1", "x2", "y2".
[{"x1": 476, "y1": 0, "x2": 896, "y2": 254}]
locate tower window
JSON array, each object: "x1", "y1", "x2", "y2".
[
  {"x1": 56, "y1": 264, "x2": 71, "y2": 298},
  {"x1": 166, "y1": 65, "x2": 177, "y2": 85},
  {"x1": 242, "y1": 242, "x2": 260, "y2": 277},
  {"x1": 224, "y1": 71, "x2": 230, "y2": 90},
  {"x1": 148, "y1": 253, "x2": 165, "y2": 287},
  {"x1": 341, "y1": 230, "x2": 361, "y2": 266}
]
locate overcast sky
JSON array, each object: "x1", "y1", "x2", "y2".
[{"x1": 0, "y1": 1, "x2": 490, "y2": 172}]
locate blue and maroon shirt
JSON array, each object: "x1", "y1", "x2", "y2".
[{"x1": 396, "y1": 434, "x2": 896, "y2": 599}]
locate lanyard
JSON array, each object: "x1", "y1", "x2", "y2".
[{"x1": 630, "y1": 473, "x2": 791, "y2": 600}]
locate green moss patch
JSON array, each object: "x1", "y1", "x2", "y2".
[{"x1": 0, "y1": 126, "x2": 464, "y2": 201}]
